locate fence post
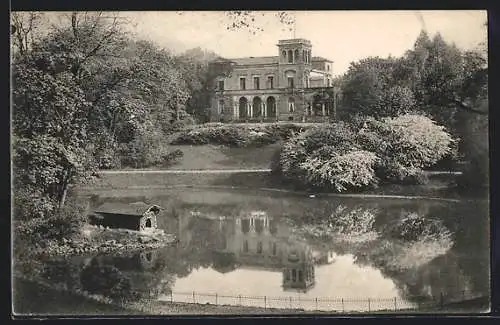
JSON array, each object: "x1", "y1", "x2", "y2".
[
  {"x1": 440, "y1": 292, "x2": 444, "y2": 309},
  {"x1": 170, "y1": 291, "x2": 173, "y2": 303},
  {"x1": 342, "y1": 298, "x2": 345, "y2": 313},
  {"x1": 368, "y1": 298, "x2": 371, "y2": 312},
  {"x1": 215, "y1": 293, "x2": 218, "y2": 305},
  {"x1": 462, "y1": 290, "x2": 465, "y2": 300},
  {"x1": 315, "y1": 297, "x2": 318, "y2": 310},
  {"x1": 239, "y1": 294, "x2": 242, "y2": 305},
  {"x1": 193, "y1": 291, "x2": 196, "y2": 303},
  {"x1": 264, "y1": 296, "x2": 267, "y2": 309},
  {"x1": 289, "y1": 296, "x2": 292, "y2": 309},
  {"x1": 394, "y1": 297, "x2": 397, "y2": 311}
]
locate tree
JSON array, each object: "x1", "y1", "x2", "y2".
[
  {"x1": 401, "y1": 31, "x2": 487, "y2": 135},
  {"x1": 223, "y1": 11, "x2": 295, "y2": 35},
  {"x1": 340, "y1": 57, "x2": 417, "y2": 119},
  {"x1": 173, "y1": 47, "x2": 221, "y2": 123},
  {"x1": 11, "y1": 12, "x2": 46, "y2": 57},
  {"x1": 12, "y1": 58, "x2": 95, "y2": 208}
]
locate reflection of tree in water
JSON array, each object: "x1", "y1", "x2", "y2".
[
  {"x1": 40, "y1": 258, "x2": 84, "y2": 291},
  {"x1": 431, "y1": 201, "x2": 490, "y2": 297},
  {"x1": 80, "y1": 258, "x2": 135, "y2": 301},
  {"x1": 286, "y1": 198, "x2": 488, "y2": 307},
  {"x1": 349, "y1": 202, "x2": 489, "y2": 307}
]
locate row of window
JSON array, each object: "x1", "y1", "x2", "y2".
[
  {"x1": 219, "y1": 76, "x2": 294, "y2": 91},
  {"x1": 281, "y1": 49, "x2": 312, "y2": 64},
  {"x1": 243, "y1": 240, "x2": 278, "y2": 255},
  {"x1": 218, "y1": 97, "x2": 295, "y2": 114},
  {"x1": 219, "y1": 76, "x2": 331, "y2": 91}
]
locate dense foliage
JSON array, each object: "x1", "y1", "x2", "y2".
[
  {"x1": 358, "y1": 114, "x2": 455, "y2": 182},
  {"x1": 278, "y1": 115, "x2": 453, "y2": 191},
  {"x1": 278, "y1": 123, "x2": 381, "y2": 191},
  {"x1": 384, "y1": 212, "x2": 452, "y2": 243},
  {"x1": 10, "y1": 12, "x2": 214, "y2": 250},
  {"x1": 338, "y1": 29, "x2": 488, "y2": 189}
]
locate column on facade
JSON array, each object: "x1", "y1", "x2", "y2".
[
  {"x1": 263, "y1": 102, "x2": 267, "y2": 117},
  {"x1": 322, "y1": 103, "x2": 326, "y2": 116},
  {"x1": 249, "y1": 103, "x2": 254, "y2": 118},
  {"x1": 234, "y1": 103, "x2": 238, "y2": 119}
]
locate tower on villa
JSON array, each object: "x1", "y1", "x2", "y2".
[{"x1": 209, "y1": 38, "x2": 341, "y2": 123}]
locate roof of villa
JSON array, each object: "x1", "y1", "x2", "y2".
[{"x1": 94, "y1": 202, "x2": 163, "y2": 217}]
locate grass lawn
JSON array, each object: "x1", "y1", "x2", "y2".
[{"x1": 166, "y1": 143, "x2": 280, "y2": 170}]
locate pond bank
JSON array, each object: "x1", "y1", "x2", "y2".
[
  {"x1": 14, "y1": 277, "x2": 488, "y2": 316},
  {"x1": 29, "y1": 225, "x2": 177, "y2": 258},
  {"x1": 80, "y1": 169, "x2": 475, "y2": 201}
]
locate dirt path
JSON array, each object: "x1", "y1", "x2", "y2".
[{"x1": 99, "y1": 169, "x2": 272, "y2": 174}]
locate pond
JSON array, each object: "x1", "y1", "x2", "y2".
[{"x1": 16, "y1": 188, "x2": 490, "y2": 313}]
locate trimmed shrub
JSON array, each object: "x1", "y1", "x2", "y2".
[{"x1": 171, "y1": 123, "x2": 313, "y2": 147}]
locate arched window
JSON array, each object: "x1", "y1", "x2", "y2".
[
  {"x1": 266, "y1": 96, "x2": 277, "y2": 118},
  {"x1": 243, "y1": 240, "x2": 249, "y2": 253},
  {"x1": 282, "y1": 50, "x2": 287, "y2": 60},
  {"x1": 292, "y1": 269, "x2": 297, "y2": 282},
  {"x1": 238, "y1": 97, "x2": 248, "y2": 119},
  {"x1": 288, "y1": 97, "x2": 295, "y2": 113},
  {"x1": 218, "y1": 99, "x2": 224, "y2": 114},
  {"x1": 303, "y1": 50, "x2": 306, "y2": 62},
  {"x1": 294, "y1": 49, "x2": 299, "y2": 63},
  {"x1": 288, "y1": 50, "x2": 293, "y2": 63}
]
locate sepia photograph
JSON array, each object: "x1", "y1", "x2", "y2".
[{"x1": 10, "y1": 10, "x2": 489, "y2": 316}]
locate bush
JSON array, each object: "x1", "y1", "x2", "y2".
[
  {"x1": 171, "y1": 123, "x2": 313, "y2": 148},
  {"x1": 161, "y1": 148, "x2": 184, "y2": 167},
  {"x1": 13, "y1": 194, "x2": 87, "y2": 256},
  {"x1": 279, "y1": 123, "x2": 378, "y2": 192},
  {"x1": 358, "y1": 114, "x2": 454, "y2": 182},
  {"x1": 299, "y1": 150, "x2": 379, "y2": 192},
  {"x1": 120, "y1": 126, "x2": 183, "y2": 168},
  {"x1": 13, "y1": 187, "x2": 58, "y2": 221}
]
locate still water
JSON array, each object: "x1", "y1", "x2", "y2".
[{"x1": 23, "y1": 188, "x2": 490, "y2": 312}]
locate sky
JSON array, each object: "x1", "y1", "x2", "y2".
[
  {"x1": 26, "y1": 11, "x2": 487, "y2": 76},
  {"x1": 120, "y1": 11, "x2": 487, "y2": 76}
]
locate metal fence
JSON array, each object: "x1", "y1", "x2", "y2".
[{"x1": 154, "y1": 290, "x2": 483, "y2": 312}]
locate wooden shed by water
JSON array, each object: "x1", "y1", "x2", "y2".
[{"x1": 90, "y1": 202, "x2": 162, "y2": 232}]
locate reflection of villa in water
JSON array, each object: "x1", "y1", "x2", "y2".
[{"x1": 208, "y1": 210, "x2": 334, "y2": 293}]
